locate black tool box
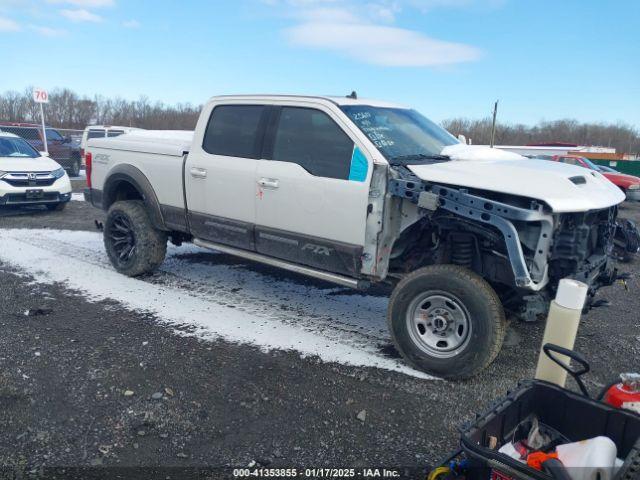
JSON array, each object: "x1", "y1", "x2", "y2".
[
  {"x1": 435, "y1": 344, "x2": 640, "y2": 480},
  {"x1": 459, "y1": 379, "x2": 640, "y2": 480}
]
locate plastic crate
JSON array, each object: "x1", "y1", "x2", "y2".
[{"x1": 459, "y1": 379, "x2": 640, "y2": 480}]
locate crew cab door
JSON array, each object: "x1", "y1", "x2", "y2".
[
  {"x1": 254, "y1": 105, "x2": 372, "y2": 276},
  {"x1": 184, "y1": 103, "x2": 268, "y2": 250}
]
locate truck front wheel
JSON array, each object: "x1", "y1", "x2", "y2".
[
  {"x1": 104, "y1": 200, "x2": 167, "y2": 276},
  {"x1": 387, "y1": 264, "x2": 506, "y2": 379}
]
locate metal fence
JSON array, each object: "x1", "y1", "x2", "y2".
[
  {"x1": 0, "y1": 125, "x2": 82, "y2": 144},
  {"x1": 0, "y1": 123, "x2": 84, "y2": 174},
  {"x1": 57, "y1": 128, "x2": 84, "y2": 150},
  {"x1": 592, "y1": 158, "x2": 640, "y2": 177}
]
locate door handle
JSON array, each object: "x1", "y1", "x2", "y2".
[
  {"x1": 190, "y1": 167, "x2": 207, "y2": 179},
  {"x1": 258, "y1": 178, "x2": 279, "y2": 189}
]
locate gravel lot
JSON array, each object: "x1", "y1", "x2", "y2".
[{"x1": 1, "y1": 181, "x2": 639, "y2": 478}]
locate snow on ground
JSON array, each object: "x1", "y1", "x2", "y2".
[
  {"x1": 71, "y1": 193, "x2": 84, "y2": 201},
  {"x1": 0, "y1": 229, "x2": 434, "y2": 379}
]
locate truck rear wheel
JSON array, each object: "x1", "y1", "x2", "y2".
[
  {"x1": 387, "y1": 264, "x2": 506, "y2": 379},
  {"x1": 104, "y1": 200, "x2": 167, "y2": 276}
]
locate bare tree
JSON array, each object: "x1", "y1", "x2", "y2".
[
  {"x1": 1, "y1": 87, "x2": 637, "y2": 153},
  {"x1": 442, "y1": 117, "x2": 640, "y2": 154},
  {"x1": 0, "y1": 87, "x2": 201, "y2": 130}
]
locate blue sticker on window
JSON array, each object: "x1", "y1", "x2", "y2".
[{"x1": 349, "y1": 146, "x2": 368, "y2": 182}]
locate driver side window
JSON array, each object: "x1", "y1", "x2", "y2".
[{"x1": 272, "y1": 107, "x2": 354, "y2": 180}]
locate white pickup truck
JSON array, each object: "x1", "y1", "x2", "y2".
[{"x1": 85, "y1": 94, "x2": 625, "y2": 378}]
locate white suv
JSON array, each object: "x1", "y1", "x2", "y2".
[{"x1": 0, "y1": 132, "x2": 72, "y2": 211}]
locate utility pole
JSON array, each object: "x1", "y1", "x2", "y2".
[{"x1": 490, "y1": 100, "x2": 498, "y2": 148}]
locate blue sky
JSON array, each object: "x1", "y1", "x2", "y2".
[{"x1": 1, "y1": 0, "x2": 639, "y2": 127}]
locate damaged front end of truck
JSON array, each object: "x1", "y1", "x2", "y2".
[
  {"x1": 339, "y1": 102, "x2": 631, "y2": 377},
  {"x1": 383, "y1": 162, "x2": 623, "y2": 322}
]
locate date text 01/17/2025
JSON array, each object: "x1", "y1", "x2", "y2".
[{"x1": 232, "y1": 467, "x2": 402, "y2": 478}]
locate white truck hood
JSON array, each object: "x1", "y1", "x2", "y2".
[
  {"x1": 406, "y1": 144, "x2": 625, "y2": 213},
  {"x1": 1, "y1": 155, "x2": 63, "y2": 172}
]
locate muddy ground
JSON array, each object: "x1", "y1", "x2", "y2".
[{"x1": 1, "y1": 184, "x2": 639, "y2": 479}]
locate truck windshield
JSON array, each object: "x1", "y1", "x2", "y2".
[
  {"x1": 341, "y1": 106, "x2": 458, "y2": 163},
  {"x1": 580, "y1": 157, "x2": 604, "y2": 172},
  {"x1": 0, "y1": 136, "x2": 40, "y2": 158}
]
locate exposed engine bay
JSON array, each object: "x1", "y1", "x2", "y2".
[{"x1": 386, "y1": 165, "x2": 623, "y2": 322}]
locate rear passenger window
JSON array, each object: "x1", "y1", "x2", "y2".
[
  {"x1": 107, "y1": 130, "x2": 125, "y2": 137},
  {"x1": 203, "y1": 105, "x2": 265, "y2": 159},
  {"x1": 272, "y1": 107, "x2": 354, "y2": 180},
  {"x1": 560, "y1": 157, "x2": 578, "y2": 165},
  {"x1": 88, "y1": 130, "x2": 105, "y2": 139}
]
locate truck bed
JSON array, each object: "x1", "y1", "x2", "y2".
[
  {"x1": 88, "y1": 130, "x2": 195, "y2": 215},
  {"x1": 88, "y1": 130, "x2": 194, "y2": 157}
]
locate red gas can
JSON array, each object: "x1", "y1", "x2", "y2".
[{"x1": 604, "y1": 373, "x2": 640, "y2": 415}]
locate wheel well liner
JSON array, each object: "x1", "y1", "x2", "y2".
[{"x1": 102, "y1": 164, "x2": 167, "y2": 231}]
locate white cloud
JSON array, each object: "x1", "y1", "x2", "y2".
[
  {"x1": 408, "y1": 0, "x2": 506, "y2": 10},
  {"x1": 263, "y1": 0, "x2": 499, "y2": 16},
  {"x1": 262, "y1": 0, "x2": 342, "y2": 6},
  {"x1": 406, "y1": 0, "x2": 473, "y2": 10},
  {"x1": 60, "y1": 8, "x2": 102, "y2": 22},
  {"x1": 286, "y1": 21, "x2": 481, "y2": 66},
  {"x1": 46, "y1": 0, "x2": 115, "y2": 7},
  {"x1": 29, "y1": 24, "x2": 68, "y2": 36},
  {"x1": 366, "y1": 2, "x2": 399, "y2": 22},
  {"x1": 122, "y1": 19, "x2": 140, "y2": 28},
  {"x1": 267, "y1": 0, "x2": 483, "y2": 66},
  {"x1": 298, "y1": 6, "x2": 359, "y2": 22},
  {"x1": 0, "y1": 15, "x2": 20, "y2": 31}
]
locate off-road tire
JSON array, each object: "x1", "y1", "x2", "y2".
[
  {"x1": 46, "y1": 202, "x2": 67, "y2": 212},
  {"x1": 387, "y1": 264, "x2": 506, "y2": 379},
  {"x1": 104, "y1": 200, "x2": 167, "y2": 277}
]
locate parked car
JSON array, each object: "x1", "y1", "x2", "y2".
[
  {"x1": 80, "y1": 125, "x2": 143, "y2": 160},
  {"x1": 85, "y1": 94, "x2": 625, "y2": 379},
  {"x1": 0, "y1": 132, "x2": 72, "y2": 210},
  {"x1": 526, "y1": 154, "x2": 554, "y2": 160},
  {"x1": 551, "y1": 155, "x2": 640, "y2": 201},
  {"x1": 0, "y1": 122, "x2": 82, "y2": 177}
]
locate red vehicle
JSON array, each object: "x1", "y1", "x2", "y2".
[{"x1": 551, "y1": 155, "x2": 640, "y2": 201}]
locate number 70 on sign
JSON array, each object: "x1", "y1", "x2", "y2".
[{"x1": 33, "y1": 88, "x2": 49, "y2": 104}]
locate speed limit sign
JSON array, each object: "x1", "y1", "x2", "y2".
[
  {"x1": 33, "y1": 88, "x2": 50, "y2": 154},
  {"x1": 33, "y1": 88, "x2": 49, "y2": 104}
]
